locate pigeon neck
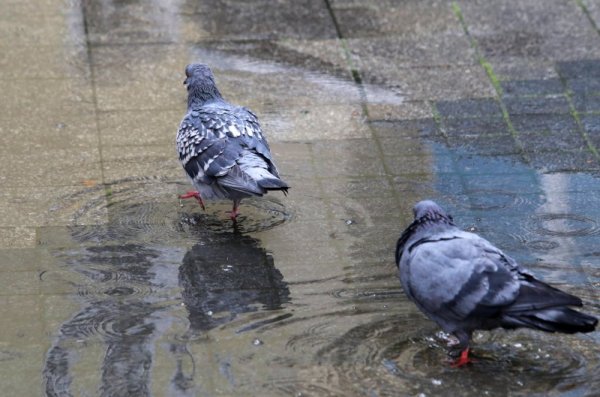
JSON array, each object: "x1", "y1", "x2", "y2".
[
  {"x1": 405, "y1": 213, "x2": 455, "y2": 241},
  {"x1": 414, "y1": 213, "x2": 454, "y2": 229},
  {"x1": 396, "y1": 213, "x2": 455, "y2": 265},
  {"x1": 187, "y1": 85, "x2": 223, "y2": 108}
]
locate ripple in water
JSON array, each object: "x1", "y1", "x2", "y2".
[
  {"x1": 464, "y1": 189, "x2": 519, "y2": 210},
  {"x1": 525, "y1": 239, "x2": 560, "y2": 251},
  {"x1": 446, "y1": 189, "x2": 538, "y2": 213},
  {"x1": 285, "y1": 321, "x2": 342, "y2": 353},
  {"x1": 58, "y1": 301, "x2": 159, "y2": 342},
  {"x1": 328, "y1": 287, "x2": 403, "y2": 302},
  {"x1": 53, "y1": 178, "x2": 291, "y2": 245},
  {"x1": 533, "y1": 213, "x2": 600, "y2": 237},
  {"x1": 178, "y1": 196, "x2": 290, "y2": 234},
  {"x1": 312, "y1": 315, "x2": 600, "y2": 396}
]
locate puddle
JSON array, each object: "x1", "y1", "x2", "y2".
[
  {"x1": 20, "y1": 142, "x2": 596, "y2": 396},
  {"x1": 1, "y1": 1, "x2": 599, "y2": 395}
]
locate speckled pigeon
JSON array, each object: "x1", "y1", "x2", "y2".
[
  {"x1": 396, "y1": 200, "x2": 598, "y2": 367},
  {"x1": 176, "y1": 64, "x2": 289, "y2": 220}
]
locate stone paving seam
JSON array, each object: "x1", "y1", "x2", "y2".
[
  {"x1": 451, "y1": 2, "x2": 529, "y2": 165},
  {"x1": 575, "y1": 0, "x2": 600, "y2": 36},
  {"x1": 80, "y1": 2, "x2": 108, "y2": 197},
  {"x1": 322, "y1": 0, "x2": 407, "y2": 213},
  {"x1": 556, "y1": 68, "x2": 600, "y2": 160},
  {"x1": 322, "y1": 0, "x2": 363, "y2": 86}
]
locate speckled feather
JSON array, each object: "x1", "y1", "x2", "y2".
[{"x1": 176, "y1": 64, "x2": 288, "y2": 205}]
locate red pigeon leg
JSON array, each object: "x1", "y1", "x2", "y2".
[
  {"x1": 227, "y1": 199, "x2": 241, "y2": 221},
  {"x1": 179, "y1": 191, "x2": 206, "y2": 211},
  {"x1": 450, "y1": 347, "x2": 473, "y2": 368}
]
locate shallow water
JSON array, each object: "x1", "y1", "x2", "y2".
[
  {"x1": 21, "y1": 143, "x2": 594, "y2": 397},
  {"x1": 2, "y1": 0, "x2": 600, "y2": 396}
]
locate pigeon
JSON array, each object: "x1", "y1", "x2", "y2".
[
  {"x1": 396, "y1": 200, "x2": 598, "y2": 367},
  {"x1": 176, "y1": 64, "x2": 289, "y2": 220}
]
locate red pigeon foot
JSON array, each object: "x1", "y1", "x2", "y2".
[{"x1": 179, "y1": 191, "x2": 205, "y2": 211}]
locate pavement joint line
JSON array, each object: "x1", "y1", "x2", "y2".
[
  {"x1": 574, "y1": 0, "x2": 600, "y2": 36},
  {"x1": 451, "y1": 2, "x2": 530, "y2": 165},
  {"x1": 557, "y1": 75, "x2": 600, "y2": 160},
  {"x1": 322, "y1": 0, "x2": 407, "y2": 212},
  {"x1": 322, "y1": 0, "x2": 363, "y2": 87},
  {"x1": 429, "y1": 101, "x2": 449, "y2": 142},
  {"x1": 80, "y1": 1, "x2": 109, "y2": 202}
]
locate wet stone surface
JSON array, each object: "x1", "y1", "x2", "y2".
[{"x1": 1, "y1": 0, "x2": 600, "y2": 396}]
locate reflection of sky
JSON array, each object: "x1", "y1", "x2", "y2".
[{"x1": 430, "y1": 143, "x2": 599, "y2": 291}]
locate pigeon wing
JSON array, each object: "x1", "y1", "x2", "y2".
[
  {"x1": 176, "y1": 114, "x2": 228, "y2": 185},
  {"x1": 177, "y1": 105, "x2": 278, "y2": 195},
  {"x1": 404, "y1": 232, "x2": 521, "y2": 323},
  {"x1": 231, "y1": 106, "x2": 283, "y2": 178}
]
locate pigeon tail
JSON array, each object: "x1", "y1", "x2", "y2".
[
  {"x1": 500, "y1": 274, "x2": 597, "y2": 333},
  {"x1": 238, "y1": 154, "x2": 289, "y2": 194},
  {"x1": 506, "y1": 275, "x2": 583, "y2": 312},
  {"x1": 503, "y1": 307, "x2": 598, "y2": 334},
  {"x1": 257, "y1": 177, "x2": 289, "y2": 194}
]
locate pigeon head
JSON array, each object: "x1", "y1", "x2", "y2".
[
  {"x1": 412, "y1": 200, "x2": 453, "y2": 223},
  {"x1": 396, "y1": 200, "x2": 455, "y2": 265},
  {"x1": 184, "y1": 64, "x2": 223, "y2": 106}
]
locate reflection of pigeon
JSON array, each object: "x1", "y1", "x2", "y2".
[
  {"x1": 179, "y1": 234, "x2": 290, "y2": 332},
  {"x1": 176, "y1": 64, "x2": 289, "y2": 220},
  {"x1": 396, "y1": 200, "x2": 598, "y2": 367}
]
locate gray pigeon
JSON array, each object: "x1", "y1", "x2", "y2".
[
  {"x1": 176, "y1": 64, "x2": 289, "y2": 220},
  {"x1": 396, "y1": 200, "x2": 597, "y2": 367}
]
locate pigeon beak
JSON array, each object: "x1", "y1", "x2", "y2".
[{"x1": 183, "y1": 78, "x2": 189, "y2": 85}]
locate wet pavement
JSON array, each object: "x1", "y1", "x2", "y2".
[{"x1": 1, "y1": 0, "x2": 600, "y2": 396}]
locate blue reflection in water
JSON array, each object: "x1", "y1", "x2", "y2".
[{"x1": 431, "y1": 144, "x2": 599, "y2": 291}]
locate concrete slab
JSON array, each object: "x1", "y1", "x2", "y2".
[
  {"x1": 95, "y1": 78, "x2": 182, "y2": 112},
  {"x1": 91, "y1": 44, "x2": 188, "y2": 82},
  {"x1": 0, "y1": 44, "x2": 89, "y2": 80},
  {"x1": 437, "y1": 98, "x2": 502, "y2": 118},
  {"x1": 457, "y1": 0, "x2": 600, "y2": 82},
  {"x1": 441, "y1": 116, "x2": 508, "y2": 136},
  {"x1": 101, "y1": 145, "x2": 182, "y2": 183},
  {"x1": 0, "y1": 148, "x2": 102, "y2": 187},
  {"x1": 178, "y1": 0, "x2": 337, "y2": 41},
  {"x1": 347, "y1": 33, "x2": 477, "y2": 68},
  {"x1": 0, "y1": 13, "x2": 84, "y2": 46},
  {"x1": 330, "y1": 0, "x2": 464, "y2": 37},
  {"x1": 504, "y1": 96, "x2": 571, "y2": 115},
  {"x1": 501, "y1": 78, "x2": 564, "y2": 97},
  {"x1": 0, "y1": 186, "x2": 108, "y2": 227},
  {"x1": 81, "y1": 1, "x2": 184, "y2": 45},
  {"x1": 365, "y1": 100, "x2": 433, "y2": 121},
  {"x1": 98, "y1": 110, "x2": 181, "y2": 147},
  {"x1": 0, "y1": 114, "x2": 98, "y2": 152},
  {"x1": 490, "y1": 57, "x2": 559, "y2": 81},
  {"x1": 354, "y1": 64, "x2": 495, "y2": 101},
  {"x1": 581, "y1": 0, "x2": 600, "y2": 29},
  {"x1": 0, "y1": 79, "x2": 94, "y2": 120},
  {"x1": 0, "y1": 228, "x2": 38, "y2": 250}
]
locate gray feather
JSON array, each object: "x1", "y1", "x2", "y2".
[
  {"x1": 396, "y1": 200, "x2": 598, "y2": 350},
  {"x1": 176, "y1": 64, "x2": 289, "y2": 208}
]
